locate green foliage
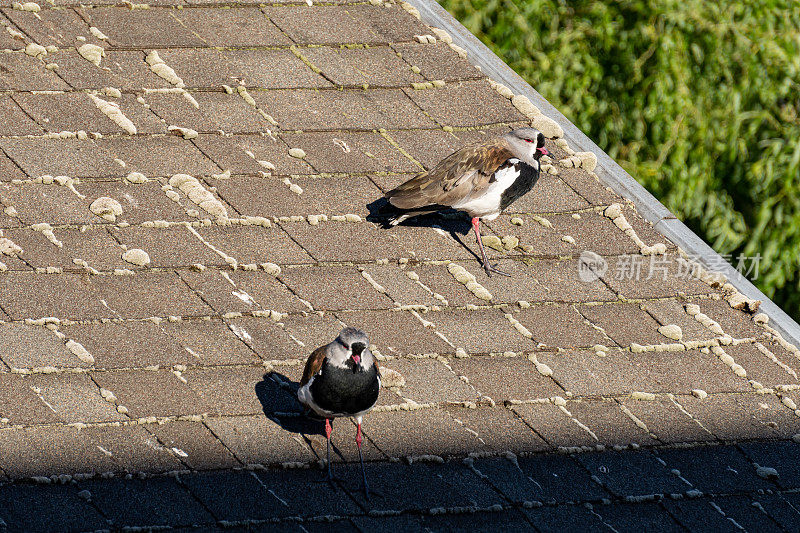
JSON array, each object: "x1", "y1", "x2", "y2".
[{"x1": 440, "y1": 0, "x2": 800, "y2": 320}]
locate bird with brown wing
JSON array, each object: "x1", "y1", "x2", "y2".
[
  {"x1": 380, "y1": 128, "x2": 548, "y2": 277},
  {"x1": 298, "y1": 327, "x2": 380, "y2": 499}
]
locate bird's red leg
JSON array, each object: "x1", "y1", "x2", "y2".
[
  {"x1": 472, "y1": 217, "x2": 489, "y2": 268},
  {"x1": 325, "y1": 418, "x2": 334, "y2": 484},
  {"x1": 472, "y1": 217, "x2": 509, "y2": 277},
  {"x1": 356, "y1": 422, "x2": 370, "y2": 500}
]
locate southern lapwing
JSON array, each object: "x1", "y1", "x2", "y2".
[
  {"x1": 297, "y1": 327, "x2": 381, "y2": 498},
  {"x1": 381, "y1": 128, "x2": 548, "y2": 277}
]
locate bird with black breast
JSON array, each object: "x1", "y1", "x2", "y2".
[
  {"x1": 380, "y1": 128, "x2": 548, "y2": 277},
  {"x1": 297, "y1": 327, "x2": 380, "y2": 498}
]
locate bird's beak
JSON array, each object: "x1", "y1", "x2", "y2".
[
  {"x1": 351, "y1": 342, "x2": 366, "y2": 365},
  {"x1": 536, "y1": 147, "x2": 548, "y2": 156}
]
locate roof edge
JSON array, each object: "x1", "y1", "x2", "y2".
[{"x1": 406, "y1": 0, "x2": 800, "y2": 346}]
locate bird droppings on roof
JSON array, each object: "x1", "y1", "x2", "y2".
[
  {"x1": 281, "y1": 178, "x2": 303, "y2": 195},
  {"x1": 781, "y1": 396, "x2": 797, "y2": 410},
  {"x1": 480, "y1": 235, "x2": 503, "y2": 251},
  {"x1": 330, "y1": 214, "x2": 362, "y2": 222},
  {"x1": 5, "y1": 24, "x2": 25, "y2": 40},
  {"x1": 658, "y1": 324, "x2": 683, "y2": 341},
  {"x1": 144, "y1": 87, "x2": 199, "y2": 108},
  {"x1": 381, "y1": 367, "x2": 406, "y2": 388},
  {"x1": 604, "y1": 203, "x2": 668, "y2": 255},
  {"x1": 712, "y1": 345, "x2": 748, "y2": 378},
  {"x1": 511, "y1": 94, "x2": 541, "y2": 118},
  {"x1": 306, "y1": 214, "x2": 326, "y2": 226},
  {"x1": 725, "y1": 288, "x2": 761, "y2": 313},
  {"x1": 99, "y1": 388, "x2": 117, "y2": 403},
  {"x1": 501, "y1": 235, "x2": 519, "y2": 250},
  {"x1": 90, "y1": 95, "x2": 137, "y2": 135},
  {"x1": 168, "y1": 174, "x2": 228, "y2": 221},
  {"x1": 124, "y1": 172, "x2": 148, "y2": 184},
  {"x1": 576, "y1": 151, "x2": 598, "y2": 171},
  {"x1": 24, "y1": 42, "x2": 47, "y2": 59},
  {"x1": 122, "y1": 248, "x2": 150, "y2": 267},
  {"x1": 101, "y1": 87, "x2": 122, "y2": 98},
  {"x1": 528, "y1": 354, "x2": 553, "y2": 377},
  {"x1": 488, "y1": 80, "x2": 514, "y2": 99},
  {"x1": 90, "y1": 197, "x2": 124, "y2": 222},
  {"x1": 411, "y1": 81, "x2": 439, "y2": 90},
  {"x1": 30, "y1": 222, "x2": 62, "y2": 247},
  {"x1": 446, "y1": 263, "x2": 492, "y2": 301},
  {"x1": 504, "y1": 313, "x2": 532, "y2": 338},
  {"x1": 756, "y1": 466, "x2": 779, "y2": 480},
  {"x1": 211, "y1": 170, "x2": 231, "y2": 180},
  {"x1": 755, "y1": 343, "x2": 798, "y2": 380},
  {"x1": 13, "y1": 1, "x2": 40, "y2": 12},
  {"x1": 77, "y1": 43, "x2": 105, "y2": 67},
  {"x1": 399, "y1": 0, "x2": 421, "y2": 19},
  {"x1": 288, "y1": 148, "x2": 306, "y2": 159},
  {"x1": 65, "y1": 339, "x2": 94, "y2": 365},
  {"x1": 630, "y1": 391, "x2": 657, "y2": 401},
  {"x1": 531, "y1": 215, "x2": 553, "y2": 228},
  {"x1": 146, "y1": 51, "x2": 184, "y2": 87},
  {"x1": 36, "y1": 174, "x2": 84, "y2": 198},
  {"x1": 0, "y1": 236, "x2": 23, "y2": 257},
  {"x1": 236, "y1": 85, "x2": 277, "y2": 126},
  {"x1": 167, "y1": 125, "x2": 199, "y2": 140},
  {"x1": 88, "y1": 26, "x2": 108, "y2": 40}
]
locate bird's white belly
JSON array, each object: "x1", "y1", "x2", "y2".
[{"x1": 452, "y1": 162, "x2": 520, "y2": 218}]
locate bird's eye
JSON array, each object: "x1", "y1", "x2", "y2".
[{"x1": 524, "y1": 139, "x2": 534, "y2": 143}]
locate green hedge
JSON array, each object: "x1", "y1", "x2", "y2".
[{"x1": 440, "y1": 0, "x2": 800, "y2": 321}]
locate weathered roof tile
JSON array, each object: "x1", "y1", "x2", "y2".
[
  {"x1": 78, "y1": 8, "x2": 207, "y2": 48},
  {"x1": 403, "y1": 79, "x2": 526, "y2": 127},
  {"x1": 171, "y1": 7, "x2": 292, "y2": 47},
  {"x1": 391, "y1": 41, "x2": 484, "y2": 82},
  {"x1": 0, "y1": 96, "x2": 43, "y2": 136},
  {"x1": 0, "y1": 53, "x2": 70, "y2": 91},
  {"x1": 302, "y1": 45, "x2": 424, "y2": 87},
  {"x1": 279, "y1": 131, "x2": 418, "y2": 173},
  {"x1": 252, "y1": 87, "x2": 437, "y2": 130}
]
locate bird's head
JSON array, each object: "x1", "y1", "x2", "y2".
[
  {"x1": 332, "y1": 327, "x2": 372, "y2": 371},
  {"x1": 504, "y1": 128, "x2": 548, "y2": 167}
]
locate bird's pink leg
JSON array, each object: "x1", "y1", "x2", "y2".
[
  {"x1": 472, "y1": 217, "x2": 509, "y2": 277},
  {"x1": 356, "y1": 422, "x2": 370, "y2": 499},
  {"x1": 325, "y1": 419, "x2": 334, "y2": 483}
]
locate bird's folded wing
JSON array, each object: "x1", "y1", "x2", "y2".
[
  {"x1": 386, "y1": 141, "x2": 513, "y2": 209},
  {"x1": 300, "y1": 345, "x2": 327, "y2": 386}
]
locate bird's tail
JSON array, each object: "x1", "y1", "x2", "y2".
[{"x1": 376, "y1": 201, "x2": 416, "y2": 226}]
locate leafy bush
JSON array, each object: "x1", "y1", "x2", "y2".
[{"x1": 440, "y1": 0, "x2": 800, "y2": 320}]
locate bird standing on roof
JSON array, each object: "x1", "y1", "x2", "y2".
[
  {"x1": 380, "y1": 128, "x2": 548, "y2": 277},
  {"x1": 297, "y1": 327, "x2": 380, "y2": 498}
]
